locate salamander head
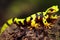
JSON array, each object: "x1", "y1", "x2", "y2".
[
  {"x1": 44, "y1": 5, "x2": 59, "y2": 24},
  {"x1": 45, "y1": 5, "x2": 59, "y2": 14}
]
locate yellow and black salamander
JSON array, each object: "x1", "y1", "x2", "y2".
[{"x1": 0, "y1": 5, "x2": 59, "y2": 35}]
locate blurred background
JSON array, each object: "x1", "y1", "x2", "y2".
[{"x1": 0, "y1": 0, "x2": 60, "y2": 27}]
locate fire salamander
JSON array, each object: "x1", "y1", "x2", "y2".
[{"x1": 0, "y1": 5, "x2": 59, "y2": 35}]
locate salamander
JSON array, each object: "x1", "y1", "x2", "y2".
[{"x1": 0, "y1": 5, "x2": 59, "y2": 35}]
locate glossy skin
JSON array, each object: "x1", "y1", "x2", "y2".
[{"x1": 0, "y1": 5, "x2": 59, "y2": 35}]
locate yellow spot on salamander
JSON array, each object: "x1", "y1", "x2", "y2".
[
  {"x1": 43, "y1": 12, "x2": 46, "y2": 16},
  {"x1": 43, "y1": 18, "x2": 50, "y2": 27},
  {"x1": 30, "y1": 14, "x2": 36, "y2": 27},
  {"x1": 7, "y1": 18, "x2": 13, "y2": 25},
  {"x1": 44, "y1": 15, "x2": 49, "y2": 19},
  {"x1": 31, "y1": 14, "x2": 36, "y2": 20},
  {"x1": 37, "y1": 12, "x2": 41, "y2": 19},
  {"x1": 0, "y1": 23, "x2": 9, "y2": 35},
  {"x1": 26, "y1": 16, "x2": 31, "y2": 22},
  {"x1": 20, "y1": 19, "x2": 25, "y2": 25},
  {"x1": 31, "y1": 20, "x2": 36, "y2": 27},
  {"x1": 37, "y1": 12, "x2": 41, "y2": 15},
  {"x1": 50, "y1": 15, "x2": 58, "y2": 19},
  {"x1": 35, "y1": 23, "x2": 39, "y2": 28},
  {"x1": 14, "y1": 18, "x2": 25, "y2": 25},
  {"x1": 38, "y1": 16, "x2": 40, "y2": 19}
]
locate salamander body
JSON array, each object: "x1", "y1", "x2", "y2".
[{"x1": 0, "y1": 5, "x2": 59, "y2": 35}]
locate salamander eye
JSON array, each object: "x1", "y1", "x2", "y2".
[{"x1": 49, "y1": 8, "x2": 54, "y2": 11}]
